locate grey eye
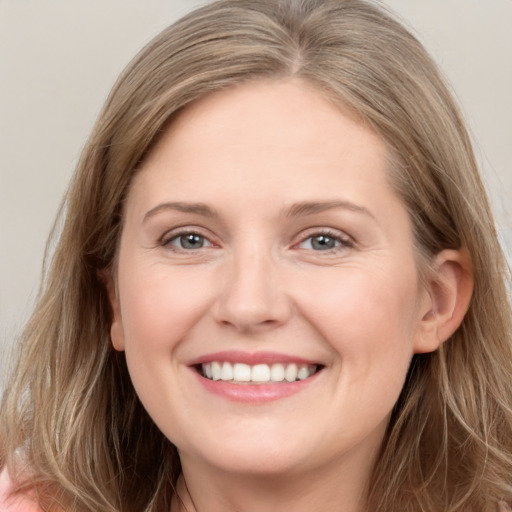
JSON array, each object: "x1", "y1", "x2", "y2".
[
  {"x1": 303, "y1": 234, "x2": 339, "y2": 251},
  {"x1": 173, "y1": 233, "x2": 207, "y2": 249}
]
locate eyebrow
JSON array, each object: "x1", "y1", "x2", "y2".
[
  {"x1": 143, "y1": 202, "x2": 219, "y2": 222},
  {"x1": 284, "y1": 200, "x2": 375, "y2": 219},
  {"x1": 143, "y1": 199, "x2": 375, "y2": 223}
]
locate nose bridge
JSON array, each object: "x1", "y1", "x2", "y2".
[{"x1": 215, "y1": 241, "x2": 290, "y2": 332}]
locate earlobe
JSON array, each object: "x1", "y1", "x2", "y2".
[
  {"x1": 414, "y1": 249, "x2": 474, "y2": 354},
  {"x1": 99, "y1": 269, "x2": 126, "y2": 352}
]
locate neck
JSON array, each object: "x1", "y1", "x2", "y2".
[{"x1": 173, "y1": 449, "x2": 376, "y2": 512}]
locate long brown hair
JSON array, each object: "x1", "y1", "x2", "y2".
[{"x1": 1, "y1": 1, "x2": 511, "y2": 510}]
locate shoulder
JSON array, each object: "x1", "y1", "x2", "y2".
[{"x1": 0, "y1": 468, "x2": 43, "y2": 512}]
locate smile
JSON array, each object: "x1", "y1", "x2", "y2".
[
  {"x1": 189, "y1": 351, "x2": 324, "y2": 402},
  {"x1": 201, "y1": 362, "x2": 318, "y2": 384}
]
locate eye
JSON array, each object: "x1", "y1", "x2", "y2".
[
  {"x1": 164, "y1": 232, "x2": 213, "y2": 250},
  {"x1": 297, "y1": 231, "x2": 354, "y2": 252}
]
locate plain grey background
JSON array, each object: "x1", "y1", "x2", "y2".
[{"x1": 1, "y1": 0, "x2": 511, "y2": 387}]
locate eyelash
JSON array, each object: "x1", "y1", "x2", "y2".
[
  {"x1": 160, "y1": 229, "x2": 214, "y2": 251},
  {"x1": 160, "y1": 228, "x2": 355, "y2": 253},
  {"x1": 295, "y1": 229, "x2": 355, "y2": 253}
]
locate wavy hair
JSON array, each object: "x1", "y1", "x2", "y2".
[{"x1": 1, "y1": 0, "x2": 511, "y2": 510}]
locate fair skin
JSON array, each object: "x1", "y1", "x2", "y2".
[{"x1": 106, "y1": 79, "x2": 472, "y2": 512}]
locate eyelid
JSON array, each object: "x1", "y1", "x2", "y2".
[
  {"x1": 159, "y1": 226, "x2": 218, "y2": 249},
  {"x1": 169, "y1": 233, "x2": 213, "y2": 249},
  {"x1": 293, "y1": 227, "x2": 355, "y2": 251}
]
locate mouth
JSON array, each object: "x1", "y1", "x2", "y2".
[
  {"x1": 189, "y1": 352, "x2": 325, "y2": 402},
  {"x1": 197, "y1": 361, "x2": 322, "y2": 384}
]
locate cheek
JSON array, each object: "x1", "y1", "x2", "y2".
[
  {"x1": 117, "y1": 263, "x2": 219, "y2": 434},
  {"x1": 294, "y1": 264, "x2": 421, "y2": 372},
  {"x1": 118, "y1": 262, "x2": 216, "y2": 357}
]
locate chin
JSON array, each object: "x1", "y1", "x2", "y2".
[{"x1": 179, "y1": 429, "x2": 314, "y2": 477}]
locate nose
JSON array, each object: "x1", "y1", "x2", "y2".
[{"x1": 213, "y1": 248, "x2": 292, "y2": 334}]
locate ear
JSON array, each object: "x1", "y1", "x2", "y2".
[
  {"x1": 414, "y1": 249, "x2": 474, "y2": 354},
  {"x1": 99, "y1": 269, "x2": 126, "y2": 352}
]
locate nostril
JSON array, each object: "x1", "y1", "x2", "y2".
[{"x1": 213, "y1": 269, "x2": 292, "y2": 332}]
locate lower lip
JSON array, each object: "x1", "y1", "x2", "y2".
[{"x1": 192, "y1": 369, "x2": 322, "y2": 403}]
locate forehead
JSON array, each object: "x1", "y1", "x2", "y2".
[{"x1": 136, "y1": 78, "x2": 393, "y2": 196}]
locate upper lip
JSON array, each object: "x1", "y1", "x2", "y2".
[{"x1": 187, "y1": 351, "x2": 321, "y2": 366}]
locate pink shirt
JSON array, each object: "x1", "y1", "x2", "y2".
[{"x1": 0, "y1": 469, "x2": 42, "y2": 512}]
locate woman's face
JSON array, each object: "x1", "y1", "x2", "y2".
[{"x1": 108, "y1": 79, "x2": 435, "y2": 478}]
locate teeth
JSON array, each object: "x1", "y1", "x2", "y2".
[
  {"x1": 233, "y1": 363, "x2": 251, "y2": 382},
  {"x1": 220, "y1": 362, "x2": 233, "y2": 381},
  {"x1": 201, "y1": 362, "x2": 318, "y2": 383},
  {"x1": 270, "y1": 363, "x2": 285, "y2": 382},
  {"x1": 285, "y1": 363, "x2": 298, "y2": 382},
  {"x1": 297, "y1": 365, "x2": 310, "y2": 380},
  {"x1": 251, "y1": 364, "x2": 270, "y2": 382},
  {"x1": 211, "y1": 361, "x2": 222, "y2": 381}
]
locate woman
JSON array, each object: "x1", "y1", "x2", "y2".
[{"x1": 1, "y1": 0, "x2": 511, "y2": 510}]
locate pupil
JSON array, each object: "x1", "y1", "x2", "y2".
[
  {"x1": 312, "y1": 235, "x2": 335, "y2": 250},
  {"x1": 181, "y1": 234, "x2": 203, "y2": 249}
]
